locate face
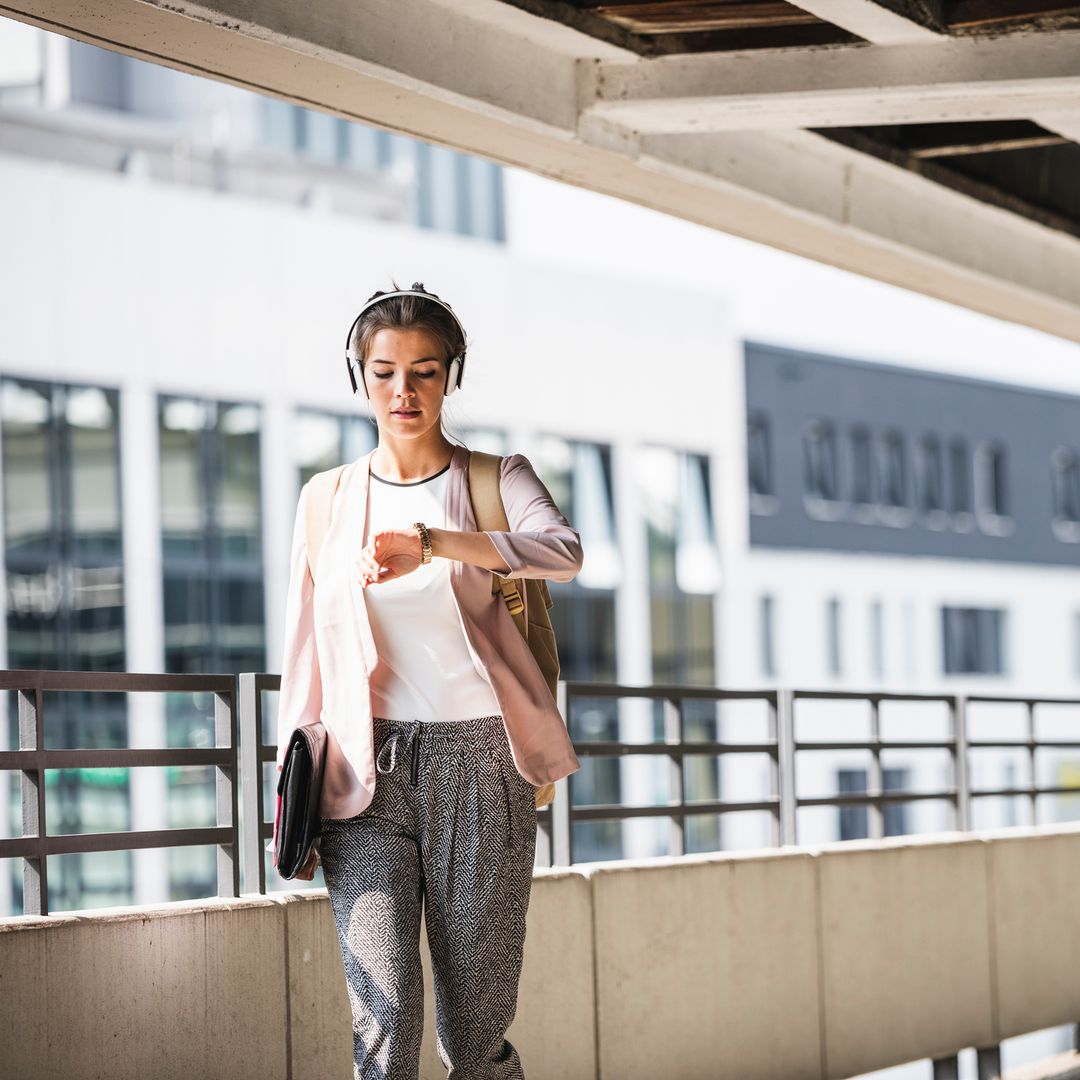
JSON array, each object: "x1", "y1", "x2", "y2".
[{"x1": 362, "y1": 327, "x2": 448, "y2": 437}]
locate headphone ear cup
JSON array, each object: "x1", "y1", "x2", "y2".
[
  {"x1": 444, "y1": 356, "x2": 461, "y2": 397},
  {"x1": 357, "y1": 361, "x2": 370, "y2": 400}
]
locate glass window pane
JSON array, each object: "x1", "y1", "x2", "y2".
[
  {"x1": 217, "y1": 402, "x2": 261, "y2": 562},
  {"x1": 67, "y1": 385, "x2": 122, "y2": 562},
  {"x1": 160, "y1": 396, "x2": 210, "y2": 560},
  {"x1": 1, "y1": 379, "x2": 54, "y2": 559}
]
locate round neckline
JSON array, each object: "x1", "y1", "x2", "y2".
[{"x1": 370, "y1": 460, "x2": 451, "y2": 487}]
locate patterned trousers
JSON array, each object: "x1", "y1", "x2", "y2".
[{"x1": 318, "y1": 714, "x2": 538, "y2": 1080}]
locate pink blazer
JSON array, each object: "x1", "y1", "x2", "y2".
[{"x1": 275, "y1": 443, "x2": 584, "y2": 820}]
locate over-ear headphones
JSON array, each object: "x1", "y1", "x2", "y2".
[{"x1": 344, "y1": 283, "x2": 468, "y2": 400}]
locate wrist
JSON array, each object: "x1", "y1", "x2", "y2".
[
  {"x1": 425, "y1": 526, "x2": 443, "y2": 559},
  {"x1": 412, "y1": 521, "x2": 433, "y2": 563}
]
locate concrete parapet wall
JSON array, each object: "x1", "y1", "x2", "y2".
[{"x1": 2, "y1": 823, "x2": 1078, "y2": 1080}]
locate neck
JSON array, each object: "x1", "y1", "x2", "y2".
[{"x1": 370, "y1": 430, "x2": 455, "y2": 483}]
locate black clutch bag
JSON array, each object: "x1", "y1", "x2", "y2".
[{"x1": 273, "y1": 721, "x2": 328, "y2": 879}]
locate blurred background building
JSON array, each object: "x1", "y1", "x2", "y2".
[{"x1": 1, "y1": 18, "x2": 1079, "y2": 943}]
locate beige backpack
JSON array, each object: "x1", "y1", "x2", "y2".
[{"x1": 302, "y1": 451, "x2": 560, "y2": 809}]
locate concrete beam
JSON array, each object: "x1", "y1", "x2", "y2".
[
  {"x1": 3, "y1": 0, "x2": 1080, "y2": 345},
  {"x1": 584, "y1": 30, "x2": 1080, "y2": 133},
  {"x1": 1034, "y1": 111, "x2": 1080, "y2": 143},
  {"x1": 786, "y1": 0, "x2": 944, "y2": 43}
]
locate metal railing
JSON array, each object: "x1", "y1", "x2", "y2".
[
  {"x1": 0, "y1": 669, "x2": 242, "y2": 915},
  {"x1": 2, "y1": 669, "x2": 1080, "y2": 912}
]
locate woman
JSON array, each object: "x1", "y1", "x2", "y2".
[{"x1": 275, "y1": 282, "x2": 583, "y2": 1080}]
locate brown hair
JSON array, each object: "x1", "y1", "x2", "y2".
[
  {"x1": 350, "y1": 280, "x2": 468, "y2": 443},
  {"x1": 348, "y1": 280, "x2": 466, "y2": 374}
]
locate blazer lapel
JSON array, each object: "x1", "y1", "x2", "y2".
[{"x1": 345, "y1": 447, "x2": 379, "y2": 677}]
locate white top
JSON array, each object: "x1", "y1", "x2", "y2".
[{"x1": 362, "y1": 460, "x2": 501, "y2": 722}]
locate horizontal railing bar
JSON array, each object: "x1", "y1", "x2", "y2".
[
  {"x1": 561, "y1": 681, "x2": 777, "y2": 702},
  {"x1": 797, "y1": 790, "x2": 957, "y2": 807},
  {"x1": 570, "y1": 797, "x2": 779, "y2": 821},
  {"x1": 794, "y1": 740, "x2": 955, "y2": 751},
  {"x1": 571, "y1": 740, "x2": 778, "y2": 757},
  {"x1": 971, "y1": 785, "x2": 1080, "y2": 798},
  {"x1": 0, "y1": 669, "x2": 237, "y2": 693},
  {"x1": 0, "y1": 748, "x2": 235, "y2": 770},
  {"x1": 968, "y1": 739, "x2": 1080, "y2": 749},
  {"x1": 0, "y1": 826, "x2": 234, "y2": 858},
  {"x1": 966, "y1": 694, "x2": 1080, "y2": 706},
  {"x1": 791, "y1": 690, "x2": 956, "y2": 702}
]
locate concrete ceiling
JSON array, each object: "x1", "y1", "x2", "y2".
[{"x1": 5, "y1": 0, "x2": 1080, "y2": 342}]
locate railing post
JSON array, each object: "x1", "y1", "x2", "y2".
[
  {"x1": 1026, "y1": 699, "x2": 1038, "y2": 827},
  {"x1": 776, "y1": 688, "x2": 797, "y2": 846},
  {"x1": 237, "y1": 673, "x2": 265, "y2": 896},
  {"x1": 953, "y1": 694, "x2": 970, "y2": 832},
  {"x1": 868, "y1": 695, "x2": 884, "y2": 840},
  {"x1": 550, "y1": 681, "x2": 573, "y2": 866},
  {"x1": 932, "y1": 1054, "x2": 960, "y2": 1080},
  {"x1": 976, "y1": 1044, "x2": 1002, "y2": 1080},
  {"x1": 19, "y1": 683, "x2": 47, "y2": 916},
  {"x1": 214, "y1": 688, "x2": 241, "y2": 898},
  {"x1": 664, "y1": 696, "x2": 685, "y2": 857}
]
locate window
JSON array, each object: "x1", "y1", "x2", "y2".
[
  {"x1": 878, "y1": 429, "x2": 907, "y2": 509},
  {"x1": 535, "y1": 436, "x2": 621, "y2": 591},
  {"x1": 747, "y1": 411, "x2": 773, "y2": 507},
  {"x1": 941, "y1": 606, "x2": 1005, "y2": 675},
  {"x1": 534, "y1": 435, "x2": 621, "y2": 862},
  {"x1": 1051, "y1": 447, "x2": 1080, "y2": 542},
  {"x1": 1, "y1": 377, "x2": 129, "y2": 913},
  {"x1": 976, "y1": 440, "x2": 1006, "y2": 520},
  {"x1": 293, "y1": 408, "x2": 376, "y2": 489},
  {"x1": 948, "y1": 437, "x2": 972, "y2": 516},
  {"x1": 159, "y1": 396, "x2": 266, "y2": 674},
  {"x1": 826, "y1": 597, "x2": 842, "y2": 676},
  {"x1": 849, "y1": 425, "x2": 873, "y2": 505},
  {"x1": 915, "y1": 434, "x2": 944, "y2": 515},
  {"x1": 837, "y1": 768, "x2": 910, "y2": 840},
  {"x1": 803, "y1": 419, "x2": 839, "y2": 506},
  {"x1": 638, "y1": 445, "x2": 722, "y2": 853}
]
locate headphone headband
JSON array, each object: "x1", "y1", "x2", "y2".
[
  {"x1": 344, "y1": 286, "x2": 468, "y2": 398},
  {"x1": 343, "y1": 289, "x2": 466, "y2": 365}
]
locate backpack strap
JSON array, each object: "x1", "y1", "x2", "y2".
[
  {"x1": 467, "y1": 450, "x2": 528, "y2": 630},
  {"x1": 303, "y1": 463, "x2": 348, "y2": 580}
]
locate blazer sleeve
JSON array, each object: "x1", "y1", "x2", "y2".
[
  {"x1": 275, "y1": 481, "x2": 323, "y2": 769},
  {"x1": 482, "y1": 452, "x2": 584, "y2": 583}
]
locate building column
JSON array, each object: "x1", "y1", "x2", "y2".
[
  {"x1": 121, "y1": 384, "x2": 169, "y2": 906},
  {"x1": 612, "y1": 439, "x2": 657, "y2": 859}
]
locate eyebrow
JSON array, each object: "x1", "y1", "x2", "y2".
[{"x1": 370, "y1": 357, "x2": 441, "y2": 365}]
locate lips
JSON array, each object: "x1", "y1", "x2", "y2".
[{"x1": 392, "y1": 410, "x2": 419, "y2": 416}]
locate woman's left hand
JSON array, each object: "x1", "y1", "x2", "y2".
[{"x1": 358, "y1": 528, "x2": 424, "y2": 586}]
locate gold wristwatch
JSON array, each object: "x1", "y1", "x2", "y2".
[{"x1": 412, "y1": 521, "x2": 433, "y2": 564}]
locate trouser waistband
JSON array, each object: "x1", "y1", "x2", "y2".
[{"x1": 372, "y1": 714, "x2": 505, "y2": 787}]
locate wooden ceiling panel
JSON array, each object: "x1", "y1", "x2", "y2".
[
  {"x1": 495, "y1": 0, "x2": 858, "y2": 52},
  {"x1": 585, "y1": 1, "x2": 821, "y2": 34},
  {"x1": 501, "y1": 0, "x2": 1080, "y2": 49}
]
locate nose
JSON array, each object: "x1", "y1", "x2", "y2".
[{"x1": 392, "y1": 372, "x2": 418, "y2": 398}]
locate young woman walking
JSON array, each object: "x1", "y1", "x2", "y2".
[{"x1": 275, "y1": 282, "x2": 583, "y2": 1080}]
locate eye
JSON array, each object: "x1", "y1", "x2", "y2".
[{"x1": 417, "y1": 370, "x2": 437, "y2": 379}]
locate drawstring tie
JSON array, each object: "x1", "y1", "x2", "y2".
[{"x1": 376, "y1": 725, "x2": 421, "y2": 786}]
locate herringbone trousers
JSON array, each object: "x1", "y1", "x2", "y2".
[{"x1": 318, "y1": 714, "x2": 538, "y2": 1080}]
